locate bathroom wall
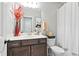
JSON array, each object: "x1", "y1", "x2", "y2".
[
  {"x1": 1, "y1": 2, "x2": 15, "y2": 56},
  {"x1": 2, "y1": 2, "x2": 14, "y2": 37},
  {"x1": 40, "y1": 2, "x2": 64, "y2": 35},
  {"x1": 0, "y1": 3, "x2": 2, "y2": 56},
  {"x1": 0, "y1": 3, "x2": 3, "y2": 36},
  {"x1": 23, "y1": 7, "x2": 41, "y2": 17}
]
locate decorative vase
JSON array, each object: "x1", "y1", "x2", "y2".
[
  {"x1": 14, "y1": 21, "x2": 20, "y2": 36},
  {"x1": 11, "y1": 4, "x2": 23, "y2": 36}
]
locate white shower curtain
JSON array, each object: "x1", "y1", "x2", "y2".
[
  {"x1": 71, "y1": 3, "x2": 79, "y2": 55},
  {"x1": 57, "y1": 2, "x2": 79, "y2": 55}
]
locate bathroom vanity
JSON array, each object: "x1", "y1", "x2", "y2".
[{"x1": 6, "y1": 35, "x2": 47, "y2": 56}]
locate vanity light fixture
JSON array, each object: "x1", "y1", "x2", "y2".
[{"x1": 20, "y1": 1, "x2": 39, "y2": 8}]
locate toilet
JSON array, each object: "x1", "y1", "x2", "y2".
[{"x1": 47, "y1": 38, "x2": 65, "y2": 56}]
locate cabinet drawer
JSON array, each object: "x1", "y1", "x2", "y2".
[
  {"x1": 22, "y1": 39, "x2": 38, "y2": 46},
  {"x1": 7, "y1": 41, "x2": 21, "y2": 48},
  {"x1": 39, "y1": 38, "x2": 47, "y2": 44}
]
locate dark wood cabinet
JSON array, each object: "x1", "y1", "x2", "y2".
[
  {"x1": 8, "y1": 46, "x2": 30, "y2": 56},
  {"x1": 7, "y1": 38, "x2": 47, "y2": 56},
  {"x1": 31, "y1": 44, "x2": 47, "y2": 56}
]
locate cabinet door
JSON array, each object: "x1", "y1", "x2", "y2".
[
  {"x1": 31, "y1": 44, "x2": 47, "y2": 56},
  {"x1": 8, "y1": 46, "x2": 30, "y2": 56}
]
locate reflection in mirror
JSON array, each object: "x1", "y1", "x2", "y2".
[
  {"x1": 35, "y1": 17, "x2": 42, "y2": 35},
  {"x1": 21, "y1": 17, "x2": 32, "y2": 33}
]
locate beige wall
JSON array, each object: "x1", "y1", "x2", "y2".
[{"x1": 40, "y1": 2, "x2": 64, "y2": 35}]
